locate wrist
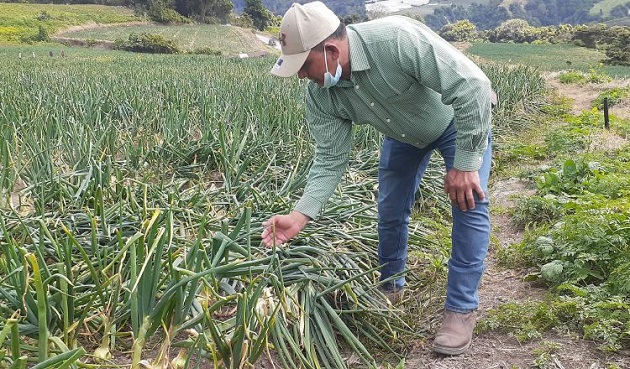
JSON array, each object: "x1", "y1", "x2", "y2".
[{"x1": 290, "y1": 211, "x2": 310, "y2": 229}]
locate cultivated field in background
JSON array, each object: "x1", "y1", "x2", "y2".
[
  {"x1": 468, "y1": 43, "x2": 630, "y2": 78},
  {"x1": 0, "y1": 3, "x2": 137, "y2": 43},
  {"x1": 60, "y1": 24, "x2": 270, "y2": 54}
]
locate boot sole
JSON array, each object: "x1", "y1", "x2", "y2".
[{"x1": 430, "y1": 340, "x2": 471, "y2": 356}]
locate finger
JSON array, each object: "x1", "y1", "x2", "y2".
[
  {"x1": 457, "y1": 191, "x2": 468, "y2": 212},
  {"x1": 448, "y1": 190, "x2": 457, "y2": 206},
  {"x1": 465, "y1": 189, "x2": 476, "y2": 210},
  {"x1": 262, "y1": 235, "x2": 279, "y2": 247},
  {"x1": 474, "y1": 185, "x2": 485, "y2": 201},
  {"x1": 262, "y1": 217, "x2": 275, "y2": 228}
]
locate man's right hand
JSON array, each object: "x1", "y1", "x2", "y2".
[{"x1": 261, "y1": 211, "x2": 310, "y2": 247}]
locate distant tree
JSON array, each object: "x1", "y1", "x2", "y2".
[
  {"x1": 508, "y1": 3, "x2": 530, "y2": 21},
  {"x1": 342, "y1": 13, "x2": 366, "y2": 25},
  {"x1": 234, "y1": 0, "x2": 366, "y2": 17},
  {"x1": 604, "y1": 26, "x2": 630, "y2": 65},
  {"x1": 114, "y1": 32, "x2": 180, "y2": 53},
  {"x1": 244, "y1": 0, "x2": 272, "y2": 30},
  {"x1": 147, "y1": 0, "x2": 189, "y2": 23},
  {"x1": 439, "y1": 20, "x2": 479, "y2": 42},
  {"x1": 490, "y1": 18, "x2": 534, "y2": 42},
  {"x1": 572, "y1": 23, "x2": 608, "y2": 48},
  {"x1": 467, "y1": 0, "x2": 509, "y2": 29},
  {"x1": 524, "y1": 0, "x2": 600, "y2": 26},
  {"x1": 424, "y1": 4, "x2": 469, "y2": 30},
  {"x1": 174, "y1": 0, "x2": 232, "y2": 22},
  {"x1": 426, "y1": 0, "x2": 608, "y2": 31}
]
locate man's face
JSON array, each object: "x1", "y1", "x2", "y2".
[{"x1": 297, "y1": 48, "x2": 328, "y2": 86}]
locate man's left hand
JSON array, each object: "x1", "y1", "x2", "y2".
[{"x1": 444, "y1": 169, "x2": 484, "y2": 211}]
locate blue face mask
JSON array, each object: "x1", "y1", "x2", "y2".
[{"x1": 323, "y1": 48, "x2": 342, "y2": 88}]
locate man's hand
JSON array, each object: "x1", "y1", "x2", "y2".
[
  {"x1": 261, "y1": 211, "x2": 310, "y2": 247},
  {"x1": 444, "y1": 169, "x2": 485, "y2": 211}
]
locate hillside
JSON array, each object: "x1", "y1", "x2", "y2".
[
  {"x1": 56, "y1": 23, "x2": 276, "y2": 55},
  {"x1": 0, "y1": 3, "x2": 138, "y2": 43},
  {"x1": 590, "y1": 0, "x2": 629, "y2": 16},
  {"x1": 0, "y1": 3, "x2": 277, "y2": 56},
  {"x1": 233, "y1": 0, "x2": 367, "y2": 16}
]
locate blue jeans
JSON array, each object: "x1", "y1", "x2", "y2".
[{"x1": 377, "y1": 121, "x2": 492, "y2": 313}]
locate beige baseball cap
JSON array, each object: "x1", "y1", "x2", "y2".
[{"x1": 270, "y1": 2, "x2": 340, "y2": 77}]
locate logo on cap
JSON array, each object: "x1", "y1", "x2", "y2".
[{"x1": 276, "y1": 58, "x2": 283, "y2": 67}]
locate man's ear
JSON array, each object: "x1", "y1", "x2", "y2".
[{"x1": 324, "y1": 43, "x2": 340, "y2": 59}]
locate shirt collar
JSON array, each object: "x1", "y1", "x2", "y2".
[
  {"x1": 347, "y1": 27, "x2": 370, "y2": 73},
  {"x1": 335, "y1": 27, "x2": 369, "y2": 88}
]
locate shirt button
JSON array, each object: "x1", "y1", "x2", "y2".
[
  {"x1": 370, "y1": 102, "x2": 375, "y2": 107},
  {"x1": 386, "y1": 118, "x2": 391, "y2": 123},
  {"x1": 401, "y1": 134, "x2": 406, "y2": 138},
  {"x1": 355, "y1": 85, "x2": 360, "y2": 90}
]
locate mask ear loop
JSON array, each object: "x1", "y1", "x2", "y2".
[{"x1": 323, "y1": 47, "x2": 330, "y2": 73}]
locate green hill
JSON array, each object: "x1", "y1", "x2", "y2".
[
  {"x1": 0, "y1": 3, "x2": 274, "y2": 55},
  {"x1": 0, "y1": 3, "x2": 138, "y2": 43},
  {"x1": 60, "y1": 23, "x2": 276, "y2": 55},
  {"x1": 590, "y1": 0, "x2": 628, "y2": 16}
]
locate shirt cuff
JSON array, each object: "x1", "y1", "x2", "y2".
[
  {"x1": 454, "y1": 149, "x2": 484, "y2": 172},
  {"x1": 294, "y1": 195, "x2": 324, "y2": 220}
]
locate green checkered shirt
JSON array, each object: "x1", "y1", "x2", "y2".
[{"x1": 294, "y1": 15, "x2": 493, "y2": 219}]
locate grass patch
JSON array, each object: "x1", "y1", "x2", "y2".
[
  {"x1": 479, "y1": 286, "x2": 630, "y2": 351},
  {"x1": 558, "y1": 67, "x2": 612, "y2": 85},
  {"x1": 593, "y1": 86, "x2": 630, "y2": 109}
]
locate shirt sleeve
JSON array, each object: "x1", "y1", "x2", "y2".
[
  {"x1": 394, "y1": 19, "x2": 492, "y2": 171},
  {"x1": 294, "y1": 85, "x2": 353, "y2": 219}
]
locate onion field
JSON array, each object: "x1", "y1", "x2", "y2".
[{"x1": 0, "y1": 45, "x2": 546, "y2": 368}]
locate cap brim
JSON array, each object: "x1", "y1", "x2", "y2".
[{"x1": 270, "y1": 50, "x2": 310, "y2": 77}]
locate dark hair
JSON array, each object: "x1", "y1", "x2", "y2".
[{"x1": 312, "y1": 23, "x2": 347, "y2": 52}]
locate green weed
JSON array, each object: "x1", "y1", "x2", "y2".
[
  {"x1": 559, "y1": 70, "x2": 589, "y2": 84},
  {"x1": 479, "y1": 287, "x2": 630, "y2": 351},
  {"x1": 558, "y1": 65, "x2": 613, "y2": 85},
  {"x1": 532, "y1": 341, "x2": 561, "y2": 368},
  {"x1": 593, "y1": 87, "x2": 630, "y2": 109},
  {"x1": 512, "y1": 196, "x2": 565, "y2": 228}
]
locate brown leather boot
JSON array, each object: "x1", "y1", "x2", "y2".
[{"x1": 431, "y1": 310, "x2": 477, "y2": 355}]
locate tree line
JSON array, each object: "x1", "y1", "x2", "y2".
[
  {"x1": 232, "y1": 0, "x2": 366, "y2": 17},
  {"x1": 424, "y1": 0, "x2": 621, "y2": 31}
]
